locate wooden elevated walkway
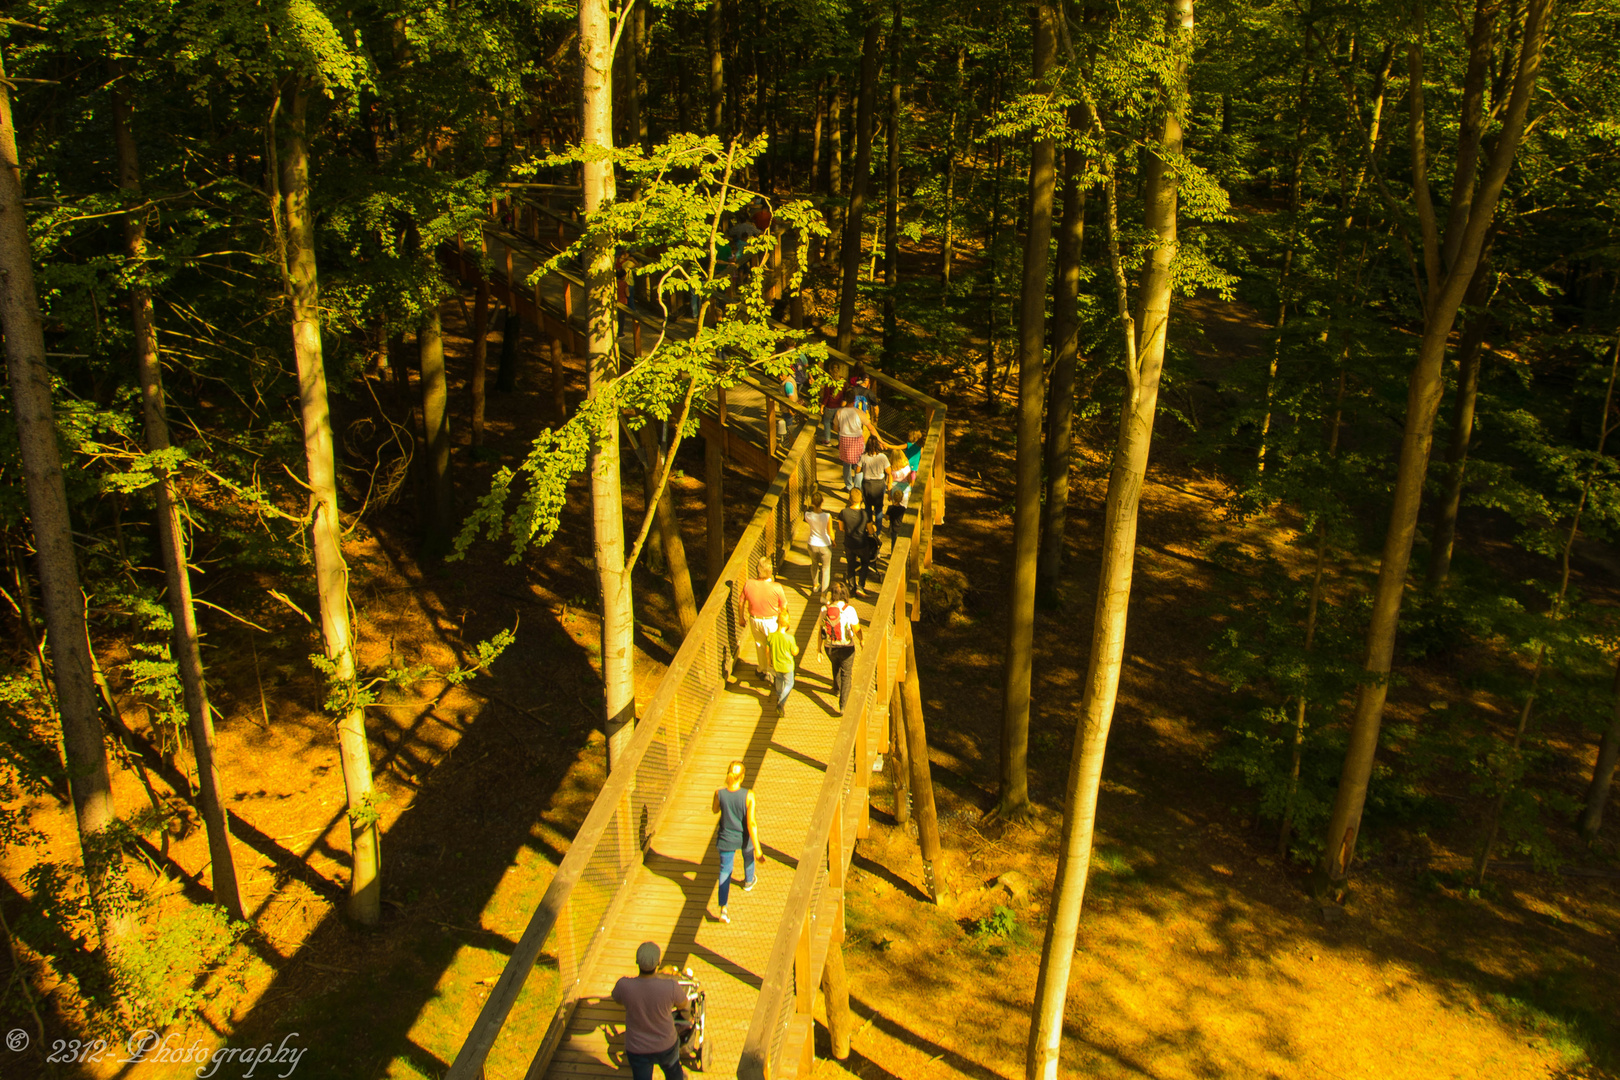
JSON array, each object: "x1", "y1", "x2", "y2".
[
  {"x1": 547, "y1": 443, "x2": 894, "y2": 1078},
  {"x1": 445, "y1": 190, "x2": 946, "y2": 1080}
]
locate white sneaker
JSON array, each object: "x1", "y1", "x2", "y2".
[{"x1": 718, "y1": 907, "x2": 731, "y2": 924}]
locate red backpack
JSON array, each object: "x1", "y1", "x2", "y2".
[{"x1": 822, "y1": 602, "x2": 852, "y2": 645}]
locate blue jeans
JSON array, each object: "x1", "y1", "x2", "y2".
[
  {"x1": 627, "y1": 1041, "x2": 683, "y2": 1080},
  {"x1": 774, "y1": 667, "x2": 795, "y2": 708},
  {"x1": 821, "y1": 408, "x2": 836, "y2": 441},
  {"x1": 841, "y1": 460, "x2": 858, "y2": 488},
  {"x1": 718, "y1": 842, "x2": 755, "y2": 907}
]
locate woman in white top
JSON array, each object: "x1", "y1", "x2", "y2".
[
  {"x1": 812, "y1": 582, "x2": 864, "y2": 713},
  {"x1": 857, "y1": 435, "x2": 891, "y2": 523},
  {"x1": 804, "y1": 491, "x2": 833, "y2": 596}
]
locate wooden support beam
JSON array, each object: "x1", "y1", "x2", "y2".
[
  {"x1": 900, "y1": 616, "x2": 944, "y2": 902},
  {"x1": 550, "y1": 336, "x2": 566, "y2": 422},
  {"x1": 706, "y1": 426, "x2": 725, "y2": 595},
  {"x1": 820, "y1": 933, "x2": 853, "y2": 1060},
  {"x1": 890, "y1": 680, "x2": 910, "y2": 826}
]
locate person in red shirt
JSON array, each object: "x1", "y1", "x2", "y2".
[
  {"x1": 751, "y1": 197, "x2": 773, "y2": 233},
  {"x1": 739, "y1": 557, "x2": 787, "y2": 682}
]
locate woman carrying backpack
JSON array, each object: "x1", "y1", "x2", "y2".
[{"x1": 813, "y1": 583, "x2": 864, "y2": 713}]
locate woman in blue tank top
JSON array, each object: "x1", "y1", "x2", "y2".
[{"x1": 711, "y1": 761, "x2": 763, "y2": 924}]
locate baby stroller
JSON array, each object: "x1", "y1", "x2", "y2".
[{"x1": 663, "y1": 965, "x2": 711, "y2": 1071}]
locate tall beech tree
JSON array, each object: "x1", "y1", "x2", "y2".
[
  {"x1": 278, "y1": 78, "x2": 383, "y2": 926},
  {"x1": 835, "y1": 16, "x2": 880, "y2": 356},
  {"x1": 1315, "y1": 0, "x2": 1553, "y2": 899},
  {"x1": 580, "y1": 0, "x2": 636, "y2": 768},
  {"x1": 1037, "y1": 135, "x2": 1086, "y2": 609},
  {"x1": 0, "y1": 46, "x2": 130, "y2": 951},
  {"x1": 996, "y1": 0, "x2": 1058, "y2": 818},
  {"x1": 111, "y1": 65, "x2": 243, "y2": 921},
  {"x1": 1028, "y1": 0, "x2": 1194, "y2": 1070}
]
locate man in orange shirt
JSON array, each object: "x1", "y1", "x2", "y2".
[{"x1": 739, "y1": 557, "x2": 787, "y2": 683}]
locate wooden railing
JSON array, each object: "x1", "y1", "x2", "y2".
[
  {"x1": 443, "y1": 423, "x2": 823, "y2": 1080},
  {"x1": 736, "y1": 411, "x2": 946, "y2": 1080}
]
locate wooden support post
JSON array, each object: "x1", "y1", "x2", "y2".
[
  {"x1": 705, "y1": 426, "x2": 725, "y2": 595},
  {"x1": 820, "y1": 933, "x2": 853, "y2": 1060},
  {"x1": 890, "y1": 680, "x2": 911, "y2": 826},
  {"x1": 550, "y1": 336, "x2": 566, "y2": 422},
  {"x1": 766, "y1": 397, "x2": 778, "y2": 459},
  {"x1": 795, "y1": 918, "x2": 813, "y2": 1016},
  {"x1": 900, "y1": 616, "x2": 944, "y2": 902}
]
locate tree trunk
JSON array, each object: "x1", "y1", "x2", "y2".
[
  {"x1": 0, "y1": 46, "x2": 130, "y2": 951},
  {"x1": 1037, "y1": 136, "x2": 1086, "y2": 610},
  {"x1": 278, "y1": 79, "x2": 381, "y2": 926},
  {"x1": 996, "y1": 0, "x2": 1058, "y2": 819},
  {"x1": 941, "y1": 47, "x2": 964, "y2": 288},
  {"x1": 706, "y1": 0, "x2": 724, "y2": 136},
  {"x1": 810, "y1": 77, "x2": 825, "y2": 197},
  {"x1": 1580, "y1": 654, "x2": 1620, "y2": 839},
  {"x1": 628, "y1": 4, "x2": 647, "y2": 150},
  {"x1": 112, "y1": 67, "x2": 243, "y2": 921},
  {"x1": 1025, "y1": 0, "x2": 1192, "y2": 1072},
  {"x1": 835, "y1": 21, "x2": 881, "y2": 356},
  {"x1": 1314, "y1": 0, "x2": 1551, "y2": 900},
  {"x1": 581, "y1": 0, "x2": 636, "y2": 769},
  {"x1": 826, "y1": 81, "x2": 844, "y2": 266},
  {"x1": 882, "y1": 0, "x2": 902, "y2": 360},
  {"x1": 495, "y1": 307, "x2": 523, "y2": 394},
  {"x1": 419, "y1": 306, "x2": 453, "y2": 554},
  {"x1": 641, "y1": 425, "x2": 699, "y2": 636},
  {"x1": 469, "y1": 277, "x2": 491, "y2": 448},
  {"x1": 1426, "y1": 254, "x2": 1496, "y2": 589}
]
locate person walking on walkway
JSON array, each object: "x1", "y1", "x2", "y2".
[
  {"x1": 766, "y1": 619, "x2": 799, "y2": 716},
  {"x1": 858, "y1": 435, "x2": 891, "y2": 522},
  {"x1": 834, "y1": 392, "x2": 866, "y2": 489},
  {"x1": 739, "y1": 557, "x2": 787, "y2": 683},
  {"x1": 711, "y1": 761, "x2": 762, "y2": 924},
  {"x1": 612, "y1": 941, "x2": 688, "y2": 1080},
  {"x1": 806, "y1": 491, "x2": 833, "y2": 596},
  {"x1": 813, "y1": 582, "x2": 863, "y2": 713},
  {"x1": 837, "y1": 488, "x2": 869, "y2": 593}
]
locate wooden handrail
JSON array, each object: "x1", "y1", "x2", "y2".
[
  {"x1": 443, "y1": 423, "x2": 821, "y2": 1080},
  {"x1": 737, "y1": 414, "x2": 946, "y2": 1080}
]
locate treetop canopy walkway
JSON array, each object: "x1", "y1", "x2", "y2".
[{"x1": 443, "y1": 192, "x2": 948, "y2": 1080}]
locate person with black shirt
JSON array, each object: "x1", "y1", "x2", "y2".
[{"x1": 837, "y1": 488, "x2": 869, "y2": 593}]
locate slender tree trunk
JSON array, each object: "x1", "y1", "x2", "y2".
[
  {"x1": 707, "y1": 0, "x2": 724, "y2": 136},
  {"x1": 112, "y1": 67, "x2": 243, "y2": 921},
  {"x1": 1026, "y1": 1, "x2": 1192, "y2": 1071},
  {"x1": 941, "y1": 47, "x2": 964, "y2": 289},
  {"x1": 640, "y1": 425, "x2": 699, "y2": 636},
  {"x1": 469, "y1": 277, "x2": 491, "y2": 449},
  {"x1": 1037, "y1": 135, "x2": 1086, "y2": 609},
  {"x1": 419, "y1": 306, "x2": 453, "y2": 553},
  {"x1": 628, "y1": 5, "x2": 647, "y2": 150},
  {"x1": 997, "y1": 1, "x2": 1058, "y2": 818},
  {"x1": 1257, "y1": 49, "x2": 1314, "y2": 473},
  {"x1": 882, "y1": 0, "x2": 902, "y2": 359},
  {"x1": 278, "y1": 79, "x2": 381, "y2": 926},
  {"x1": 495, "y1": 307, "x2": 523, "y2": 394},
  {"x1": 983, "y1": 71, "x2": 1006, "y2": 408},
  {"x1": 1426, "y1": 254, "x2": 1496, "y2": 589},
  {"x1": 581, "y1": 0, "x2": 635, "y2": 769},
  {"x1": 1315, "y1": 0, "x2": 1551, "y2": 899},
  {"x1": 835, "y1": 21, "x2": 881, "y2": 356},
  {"x1": 0, "y1": 46, "x2": 130, "y2": 950},
  {"x1": 810, "y1": 77, "x2": 826, "y2": 188},
  {"x1": 826, "y1": 82, "x2": 844, "y2": 266},
  {"x1": 1580, "y1": 653, "x2": 1620, "y2": 839}
]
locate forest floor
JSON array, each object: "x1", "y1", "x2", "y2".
[{"x1": 5, "y1": 259, "x2": 1619, "y2": 1080}]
